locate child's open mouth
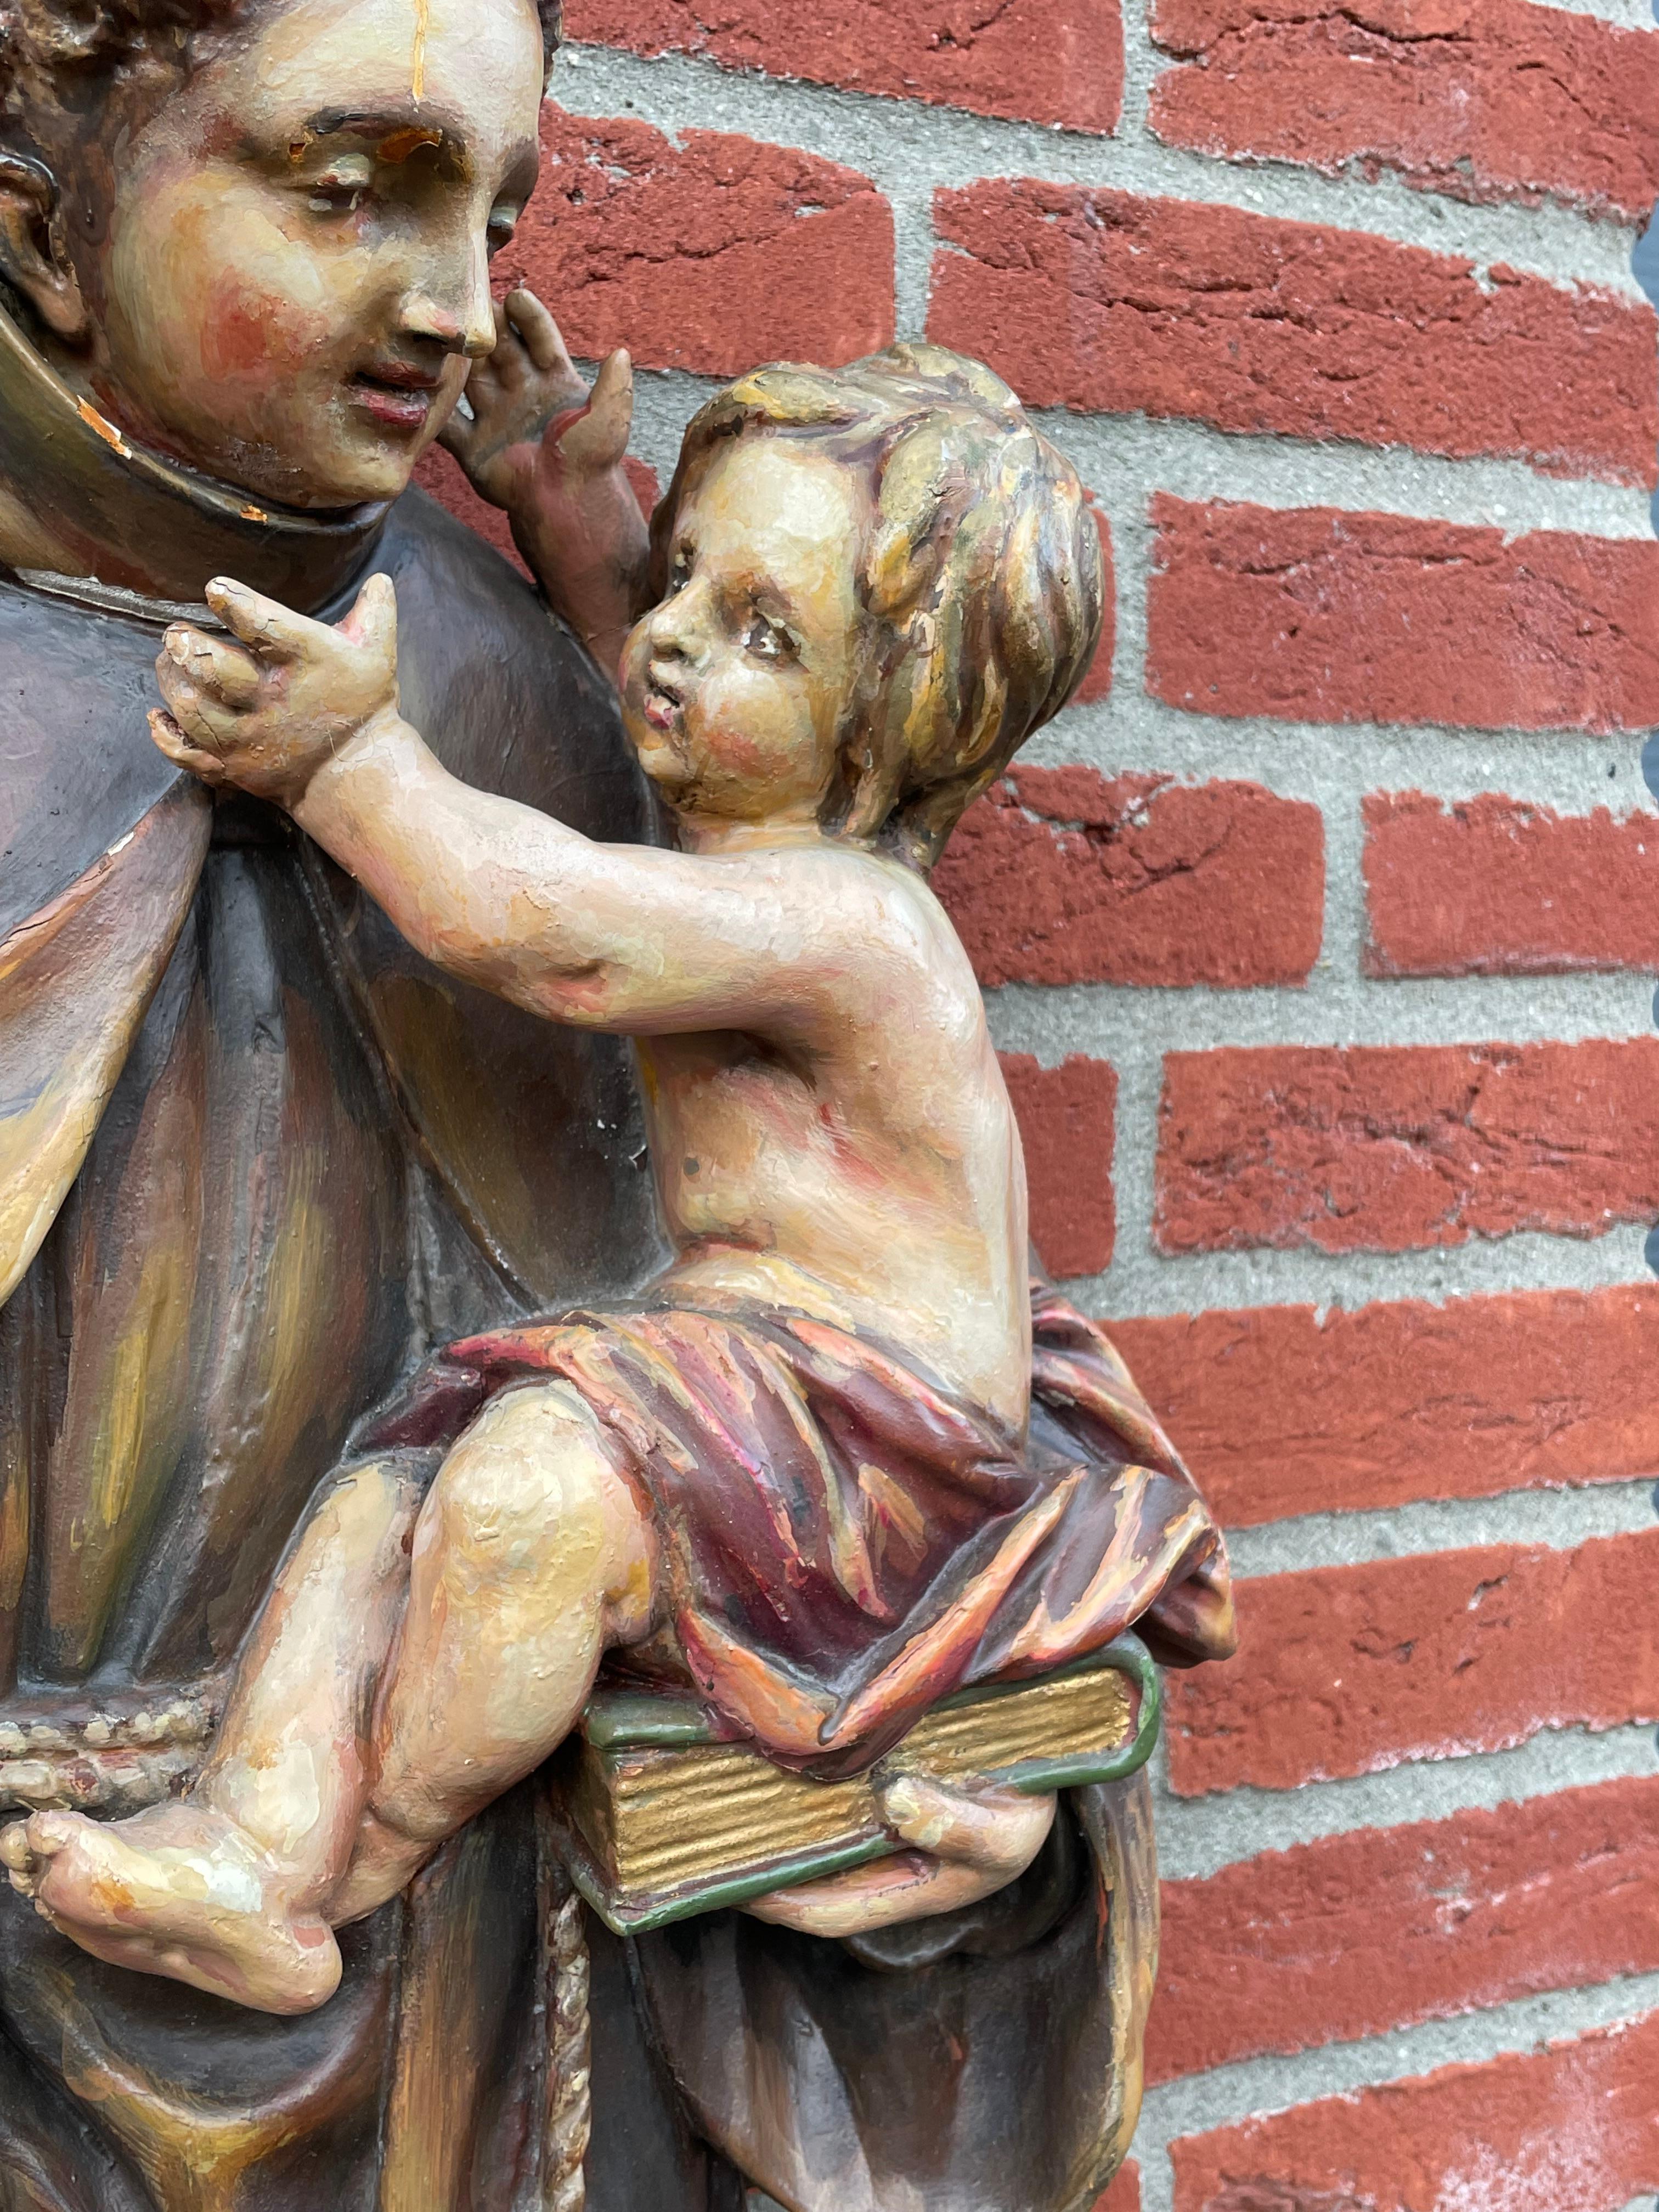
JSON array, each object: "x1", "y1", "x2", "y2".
[{"x1": 644, "y1": 669, "x2": 684, "y2": 732}]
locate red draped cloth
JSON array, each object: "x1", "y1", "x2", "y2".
[{"x1": 368, "y1": 1280, "x2": 1235, "y2": 1783}]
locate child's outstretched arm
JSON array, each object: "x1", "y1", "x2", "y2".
[
  {"x1": 440, "y1": 290, "x2": 650, "y2": 682},
  {"x1": 151, "y1": 578, "x2": 896, "y2": 1041}
]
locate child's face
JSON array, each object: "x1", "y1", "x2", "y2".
[{"x1": 619, "y1": 437, "x2": 862, "y2": 826}]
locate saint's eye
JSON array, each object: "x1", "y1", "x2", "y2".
[
  {"x1": 743, "y1": 611, "x2": 791, "y2": 662},
  {"x1": 487, "y1": 208, "x2": 520, "y2": 258}
]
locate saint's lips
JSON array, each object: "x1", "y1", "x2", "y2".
[{"x1": 349, "y1": 360, "x2": 443, "y2": 430}]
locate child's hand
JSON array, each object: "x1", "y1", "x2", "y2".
[
  {"x1": 441, "y1": 289, "x2": 629, "y2": 507},
  {"x1": 441, "y1": 289, "x2": 649, "y2": 679},
  {"x1": 742, "y1": 1778, "x2": 1057, "y2": 1939},
  {"x1": 150, "y1": 572, "x2": 400, "y2": 811}
]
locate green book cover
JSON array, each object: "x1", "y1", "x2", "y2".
[{"x1": 555, "y1": 1633, "x2": 1160, "y2": 1934}]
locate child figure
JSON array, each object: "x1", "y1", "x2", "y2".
[{"x1": 2, "y1": 315, "x2": 1231, "y2": 2015}]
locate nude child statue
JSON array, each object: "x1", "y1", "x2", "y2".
[{"x1": 4, "y1": 330, "x2": 1232, "y2": 2028}]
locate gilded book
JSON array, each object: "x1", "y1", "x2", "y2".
[{"x1": 556, "y1": 1635, "x2": 1159, "y2": 1933}]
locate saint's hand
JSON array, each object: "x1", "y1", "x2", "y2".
[
  {"x1": 151, "y1": 572, "x2": 402, "y2": 810},
  {"x1": 742, "y1": 1775, "x2": 1057, "y2": 1939}
]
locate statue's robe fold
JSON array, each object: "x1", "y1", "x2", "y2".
[
  {"x1": 0, "y1": 491, "x2": 1214, "y2": 2212},
  {"x1": 366, "y1": 1289, "x2": 1233, "y2": 1775}
]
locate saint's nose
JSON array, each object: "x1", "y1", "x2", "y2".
[{"x1": 399, "y1": 244, "x2": 496, "y2": 360}]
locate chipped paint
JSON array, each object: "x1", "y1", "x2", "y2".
[{"x1": 76, "y1": 398, "x2": 131, "y2": 458}]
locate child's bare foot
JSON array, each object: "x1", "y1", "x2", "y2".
[{"x1": 0, "y1": 1803, "x2": 341, "y2": 2015}]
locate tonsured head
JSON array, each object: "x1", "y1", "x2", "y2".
[
  {"x1": 0, "y1": 0, "x2": 560, "y2": 508},
  {"x1": 618, "y1": 343, "x2": 1105, "y2": 867}
]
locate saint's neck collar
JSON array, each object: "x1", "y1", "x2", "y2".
[{"x1": 0, "y1": 303, "x2": 388, "y2": 617}]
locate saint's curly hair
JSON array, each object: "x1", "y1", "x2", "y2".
[
  {"x1": 0, "y1": 0, "x2": 562, "y2": 143},
  {"x1": 653, "y1": 343, "x2": 1104, "y2": 872}
]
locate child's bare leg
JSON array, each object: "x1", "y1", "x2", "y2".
[
  {"x1": 329, "y1": 1381, "x2": 656, "y2": 1927},
  {"x1": 0, "y1": 1459, "x2": 421, "y2": 2015}
]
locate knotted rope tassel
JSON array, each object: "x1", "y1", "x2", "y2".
[{"x1": 541, "y1": 1839, "x2": 592, "y2": 2211}]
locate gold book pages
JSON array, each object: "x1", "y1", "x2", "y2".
[
  {"x1": 558, "y1": 1638, "x2": 1155, "y2": 1933},
  {"x1": 566, "y1": 1739, "x2": 881, "y2": 1896}
]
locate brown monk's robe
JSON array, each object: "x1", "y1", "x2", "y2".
[{"x1": 0, "y1": 309, "x2": 1228, "y2": 2212}]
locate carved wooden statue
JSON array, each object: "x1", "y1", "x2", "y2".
[{"x1": 0, "y1": 4, "x2": 1233, "y2": 2207}]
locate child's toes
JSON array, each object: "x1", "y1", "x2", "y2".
[
  {"x1": 24, "y1": 1811, "x2": 78, "y2": 1860},
  {"x1": 0, "y1": 1822, "x2": 35, "y2": 1891}
]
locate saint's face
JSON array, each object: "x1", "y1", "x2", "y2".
[{"x1": 92, "y1": 0, "x2": 544, "y2": 511}]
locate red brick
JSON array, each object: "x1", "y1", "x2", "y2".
[
  {"x1": 934, "y1": 769, "x2": 1324, "y2": 991},
  {"x1": 1150, "y1": 1777, "x2": 1659, "y2": 2083},
  {"x1": 928, "y1": 188, "x2": 1658, "y2": 486},
  {"x1": 1155, "y1": 1038, "x2": 1659, "y2": 1256},
  {"x1": 1169, "y1": 2007, "x2": 1659, "y2": 2212},
  {"x1": 1150, "y1": 0, "x2": 1659, "y2": 225},
  {"x1": 1110, "y1": 1286, "x2": 1659, "y2": 1528},
  {"x1": 506, "y1": 109, "x2": 894, "y2": 377},
  {"x1": 1148, "y1": 499, "x2": 1659, "y2": 734},
  {"x1": 1364, "y1": 790, "x2": 1659, "y2": 977},
  {"x1": 1164, "y1": 1529, "x2": 1659, "y2": 1795},
  {"x1": 1094, "y1": 2163, "x2": 1141, "y2": 2211},
  {"x1": 565, "y1": 0, "x2": 1124, "y2": 135},
  {"x1": 1000, "y1": 1053, "x2": 1116, "y2": 1279}
]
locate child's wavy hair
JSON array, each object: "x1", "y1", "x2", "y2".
[{"x1": 649, "y1": 343, "x2": 1105, "y2": 872}]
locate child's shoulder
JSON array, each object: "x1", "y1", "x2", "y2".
[
  {"x1": 804, "y1": 841, "x2": 984, "y2": 1024},
  {"x1": 810, "y1": 837, "x2": 957, "y2": 936}
]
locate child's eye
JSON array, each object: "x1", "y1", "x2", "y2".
[
  {"x1": 743, "y1": 613, "x2": 791, "y2": 662},
  {"x1": 667, "y1": 552, "x2": 692, "y2": 595}
]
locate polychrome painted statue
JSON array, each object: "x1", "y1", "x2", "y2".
[
  {"x1": 0, "y1": 2, "x2": 1233, "y2": 2205},
  {"x1": 9, "y1": 321, "x2": 1234, "y2": 2006}
]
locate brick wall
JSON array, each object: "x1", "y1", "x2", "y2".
[{"x1": 419, "y1": 6, "x2": 1659, "y2": 2205}]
